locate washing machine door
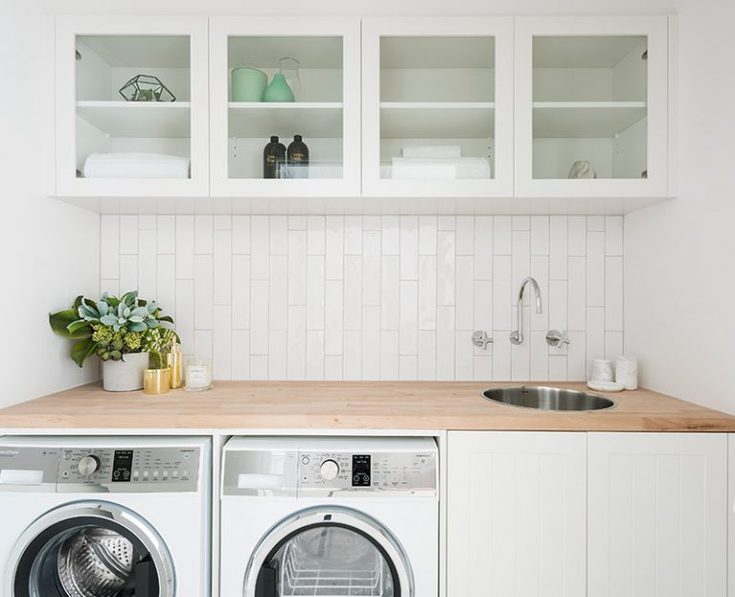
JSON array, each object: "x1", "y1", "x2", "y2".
[
  {"x1": 8, "y1": 501, "x2": 175, "y2": 597},
  {"x1": 244, "y1": 506, "x2": 414, "y2": 597}
]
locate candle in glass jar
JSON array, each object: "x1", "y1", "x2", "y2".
[{"x1": 185, "y1": 357, "x2": 213, "y2": 392}]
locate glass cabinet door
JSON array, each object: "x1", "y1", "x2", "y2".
[
  {"x1": 210, "y1": 18, "x2": 361, "y2": 198},
  {"x1": 55, "y1": 16, "x2": 208, "y2": 197},
  {"x1": 362, "y1": 18, "x2": 514, "y2": 198},
  {"x1": 515, "y1": 17, "x2": 669, "y2": 197}
]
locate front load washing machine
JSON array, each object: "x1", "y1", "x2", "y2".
[
  {"x1": 0, "y1": 436, "x2": 211, "y2": 596},
  {"x1": 219, "y1": 436, "x2": 438, "y2": 597}
]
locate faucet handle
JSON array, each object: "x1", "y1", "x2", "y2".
[
  {"x1": 546, "y1": 329, "x2": 570, "y2": 347},
  {"x1": 472, "y1": 330, "x2": 493, "y2": 349}
]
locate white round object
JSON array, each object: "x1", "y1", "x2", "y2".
[
  {"x1": 102, "y1": 352, "x2": 149, "y2": 392},
  {"x1": 319, "y1": 459, "x2": 340, "y2": 481},
  {"x1": 587, "y1": 380, "x2": 625, "y2": 392}
]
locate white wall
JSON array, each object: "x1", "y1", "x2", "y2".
[
  {"x1": 0, "y1": 0, "x2": 100, "y2": 408},
  {"x1": 625, "y1": 0, "x2": 735, "y2": 413}
]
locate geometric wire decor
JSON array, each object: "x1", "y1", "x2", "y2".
[{"x1": 119, "y1": 74, "x2": 176, "y2": 102}]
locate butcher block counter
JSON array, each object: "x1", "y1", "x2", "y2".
[{"x1": 1, "y1": 381, "x2": 734, "y2": 432}]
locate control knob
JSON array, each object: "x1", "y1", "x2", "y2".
[
  {"x1": 78, "y1": 455, "x2": 100, "y2": 477},
  {"x1": 320, "y1": 459, "x2": 340, "y2": 481}
]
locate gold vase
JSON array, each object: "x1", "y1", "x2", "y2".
[
  {"x1": 167, "y1": 345, "x2": 184, "y2": 389},
  {"x1": 143, "y1": 368, "x2": 171, "y2": 395}
]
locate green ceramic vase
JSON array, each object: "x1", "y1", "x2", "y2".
[
  {"x1": 263, "y1": 73, "x2": 295, "y2": 102},
  {"x1": 231, "y1": 67, "x2": 267, "y2": 102}
]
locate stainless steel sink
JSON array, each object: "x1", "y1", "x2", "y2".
[{"x1": 483, "y1": 386, "x2": 615, "y2": 411}]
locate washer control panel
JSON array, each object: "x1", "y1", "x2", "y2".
[{"x1": 298, "y1": 450, "x2": 436, "y2": 493}]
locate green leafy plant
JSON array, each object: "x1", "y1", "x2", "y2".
[{"x1": 49, "y1": 291, "x2": 176, "y2": 367}]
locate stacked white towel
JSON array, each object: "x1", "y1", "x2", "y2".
[
  {"x1": 391, "y1": 157, "x2": 491, "y2": 180},
  {"x1": 83, "y1": 153, "x2": 190, "y2": 179}
]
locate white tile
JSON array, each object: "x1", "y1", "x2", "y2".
[
  {"x1": 213, "y1": 306, "x2": 232, "y2": 379},
  {"x1": 287, "y1": 306, "x2": 306, "y2": 380},
  {"x1": 605, "y1": 256, "x2": 624, "y2": 331},
  {"x1": 399, "y1": 355, "x2": 417, "y2": 381},
  {"x1": 268, "y1": 331, "x2": 287, "y2": 379},
  {"x1": 568, "y1": 256, "x2": 586, "y2": 331},
  {"x1": 437, "y1": 231, "x2": 455, "y2": 306},
  {"x1": 232, "y1": 255, "x2": 250, "y2": 330},
  {"x1": 530, "y1": 216, "x2": 549, "y2": 255},
  {"x1": 454, "y1": 331, "x2": 473, "y2": 380},
  {"x1": 512, "y1": 215, "x2": 530, "y2": 231},
  {"x1": 587, "y1": 215, "x2": 604, "y2": 231},
  {"x1": 492, "y1": 256, "x2": 512, "y2": 330},
  {"x1": 325, "y1": 280, "x2": 343, "y2": 355},
  {"x1": 569, "y1": 216, "x2": 587, "y2": 256},
  {"x1": 194, "y1": 255, "x2": 213, "y2": 330},
  {"x1": 344, "y1": 216, "x2": 362, "y2": 255},
  {"x1": 119, "y1": 255, "x2": 137, "y2": 295},
  {"x1": 605, "y1": 331, "x2": 624, "y2": 361},
  {"x1": 139, "y1": 215, "x2": 156, "y2": 231},
  {"x1": 194, "y1": 330, "x2": 213, "y2": 361},
  {"x1": 455, "y1": 256, "x2": 474, "y2": 330},
  {"x1": 120, "y1": 216, "x2": 138, "y2": 254},
  {"x1": 381, "y1": 256, "x2": 400, "y2": 330},
  {"x1": 511, "y1": 230, "x2": 530, "y2": 298},
  {"x1": 382, "y1": 216, "x2": 400, "y2": 256},
  {"x1": 362, "y1": 306, "x2": 381, "y2": 380},
  {"x1": 418, "y1": 330, "x2": 437, "y2": 380},
  {"x1": 492, "y1": 333, "x2": 511, "y2": 381},
  {"x1": 474, "y1": 216, "x2": 493, "y2": 280},
  {"x1": 288, "y1": 215, "x2": 306, "y2": 230},
  {"x1": 510, "y1": 324, "x2": 530, "y2": 380},
  {"x1": 231, "y1": 330, "x2": 250, "y2": 379},
  {"x1": 307, "y1": 216, "x2": 325, "y2": 255},
  {"x1": 418, "y1": 216, "x2": 437, "y2": 255},
  {"x1": 399, "y1": 216, "x2": 418, "y2": 279},
  {"x1": 473, "y1": 355, "x2": 492, "y2": 381},
  {"x1": 251, "y1": 216, "x2": 269, "y2": 280},
  {"x1": 157, "y1": 216, "x2": 175, "y2": 254},
  {"x1": 548, "y1": 355, "x2": 567, "y2": 381},
  {"x1": 363, "y1": 215, "x2": 381, "y2": 230},
  {"x1": 156, "y1": 255, "x2": 175, "y2": 318},
  {"x1": 586, "y1": 307, "x2": 605, "y2": 379},
  {"x1": 362, "y1": 231, "x2": 381, "y2": 306},
  {"x1": 100, "y1": 215, "x2": 120, "y2": 280},
  {"x1": 306, "y1": 256, "x2": 325, "y2": 330},
  {"x1": 437, "y1": 216, "x2": 455, "y2": 231},
  {"x1": 343, "y1": 256, "x2": 362, "y2": 331},
  {"x1": 399, "y1": 280, "x2": 418, "y2": 355},
  {"x1": 473, "y1": 280, "x2": 492, "y2": 335},
  {"x1": 101, "y1": 280, "x2": 119, "y2": 297},
  {"x1": 250, "y1": 356, "x2": 268, "y2": 380},
  {"x1": 343, "y1": 330, "x2": 362, "y2": 380},
  {"x1": 306, "y1": 331, "x2": 325, "y2": 380},
  {"x1": 418, "y1": 256, "x2": 437, "y2": 331},
  {"x1": 269, "y1": 256, "x2": 288, "y2": 331},
  {"x1": 567, "y1": 331, "x2": 586, "y2": 380},
  {"x1": 324, "y1": 355, "x2": 342, "y2": 380},
  {"x1": 232, "y1": 216, "x2": 251, "y2": 254},
  {"x1": 456, "y1": 216, "x2": 474, "y2": 255},
  {"x1": 586, "y1": 232, "x2": 605, "y2": 307},
  {"x1": 194, "y1": 215, "x2": 213, "y2": 254},
  {"x1": 213, "y1": 230, "x2": 232, "y2": 306},
  {"x1": 436, "y1": 306, "x2": 455, "y2": 380},
  {"x1": 138, "y1": 229, "x2": 157, "y2": 298},
  {"x1": 213, "y1": 215, "x2": 231, "y2": 231},
  {"x1": 269, "y1": 216, "x2": 288, "y2": 256},
  {"x1": 325, "y1": 216, "x2": 344, "y2": 280},
  {"x1": 605, "y1": 216, "x2": 624, "y2": 256},
  {"x1": 529, "y1": 330, "x2": 549, "y2": 381},
  {"x1": 493, "y1": 216, "x2": 512, "y2": 254},
  {"x1": 174, "y1": 279, "x2": 194, "y2": 352},
  {"x1": 175, "y1": 216, "x2": 194, "y2": 279},
  {"x1": 250, "y1": 280, "x2": 269, "y2": 354},
  {"x1": 287, "y1": 230, "x2": 307, "y2": 306},
  {"x1": 549, "y1": 216, "x2": 568, "y2": 280},
  {"x1": 548, "y1": 280, "x2": 568, "y2": 332},
  {"x1": 529, "y1": 255, "x2": 549, "y2": 331}
]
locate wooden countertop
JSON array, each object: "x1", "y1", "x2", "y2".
[{"x1": 1, "y1": 381, "x2": 734, "y2": 432}]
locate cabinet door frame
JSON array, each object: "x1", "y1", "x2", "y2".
[
  {"x1": 361, "y1": 17, "x2": 514, "y2": 199},
  {"x1": 208, "y1": 17, "x2": 361, "y2": 198},
  {"x1": 514, "y1": 16, "x2": 669, "y2": 198},
  {"x1": 55, "y1": 15, "x2": 209, "y2": 197}
]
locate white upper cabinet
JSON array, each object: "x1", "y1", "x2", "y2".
[
  {"x1": 361, "y1": 18, "x2": 514, "y2": 199},
  {"x1": 209, "y1": 17, "x2": 361, "y2": 198},
  {"x1": 514, "y1": 17, "x2": 669, "y2": 198},
  {"x1": 55, "y1": 16, "x2": 209, "y2": 197}
]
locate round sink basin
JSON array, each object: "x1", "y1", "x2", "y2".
[{"x1": 483, "y1": 386, "x2": 615, "y2": 411}]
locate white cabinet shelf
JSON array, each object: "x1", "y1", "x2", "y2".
[
  {"x1": 76, "y1": 101, "x2": 191, "y2": 138},
  {"x1": 380, "y1": 103, "x2": 495, "y2": 138},
  {"x1": 532, "y1": 101, "x2": 646, "y2": 138},
  {"x1": 227, "y1": 102, "x2": 343, "y2": 138}
]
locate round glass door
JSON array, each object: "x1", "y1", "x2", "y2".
[
  {"x1": 245, "y1": 507, "x2": 413, "y2": 597},
  {"x1": 10, "y1": 502, "x2": 174, "y2": 597}
]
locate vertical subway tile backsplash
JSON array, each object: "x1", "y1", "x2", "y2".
[{"x1": 101, "y1": 215, "x2": 624, "y2": 381}]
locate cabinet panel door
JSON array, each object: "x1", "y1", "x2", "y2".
[
  {"x1": 588, "y1": 433, "x2": 727, "y2": 597},
  {"x1": 447, "y1": 431, "x2": 586, "y2": 597},
  {"x1": 729, "y1": 435, "x2": 735, "y2": 597}
]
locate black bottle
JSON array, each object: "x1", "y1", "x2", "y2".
[
  {"x1": 263, "y1": 135, "x2": 286, "y2": 179},
  {"x1": 287, "y1": 134, "x2": 309, "y2": 178}
]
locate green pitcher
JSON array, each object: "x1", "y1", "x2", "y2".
[
  {"x1": 231, "y1": 67, "x2": 267, "y2": 102},
  {"x1": 263, "y1": 72, "x2": 295, "y2": 102}
]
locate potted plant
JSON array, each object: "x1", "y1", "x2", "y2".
[{"x1": 49, "y1": 291, "x2": 177, "y2": 391}]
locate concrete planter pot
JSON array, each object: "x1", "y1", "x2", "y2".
[{"x1": 102, "y1": 352, "x2": 149, "y2": 392}]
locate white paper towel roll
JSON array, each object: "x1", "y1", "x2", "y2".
[
  {"x1": 615, "y1": 356, "x2": 639, "y2": 390},
  {"x1": 590, "y1": 359, "x2": 614, "y2": 382}
]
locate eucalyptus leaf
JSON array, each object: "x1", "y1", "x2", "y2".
[
  {"x1": 100, "y1": 314, "x2": 117, "y2": 326},
  {"x1": 72, "y1": 296, "x2": 84, "y2": 310},
  {"x1": 131, "y1": 306, "x2": 148, "y2": 318},
  {"x1": 129, "y1": 322, "x2": 147, "y2": 332},
  {"x1": 158, "y1": 315, "x2": 174, "y2": 324},
  {"x1": 97, "y1": 301, "x2": 108, "y2": 316},
  {"x1": 128, "y1": 315, "x2": 144, "y2": 323}
]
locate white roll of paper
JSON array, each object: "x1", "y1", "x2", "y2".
[
  {"x1": 615, "y1": 356, "x2": 639, "y2": 390},
  {"x1": 590, "y1": 359, "x2": 614, "y2": 382}
]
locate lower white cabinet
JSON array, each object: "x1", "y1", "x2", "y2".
[
  {"x1": 447, "y1": 431, "x2": 728, "y2": 597},
  {"x1": 447, "y1": 431, "x2": 587, "y2": 597},
  {"x1": 588, "y1": 433, "x2": 727, "y2": 597}
]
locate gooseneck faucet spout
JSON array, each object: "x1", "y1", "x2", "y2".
[{"x1": 510, "y1": 276, "x2": 543, "y2": 345}]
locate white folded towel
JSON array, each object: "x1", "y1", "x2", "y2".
[
  {"x1": 83, "y1": 153, "x2": 190, "y2": 179},
  {"x1": 391, "y1": 157, "x2": 491, "y2": 180},
  {"x1": 401, "y1": 145, "x2": 462, "y2": 159}
]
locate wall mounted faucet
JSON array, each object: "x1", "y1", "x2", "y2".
[{"x1": 510, "y1": 277, "x2": 543, "y2": 345}]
